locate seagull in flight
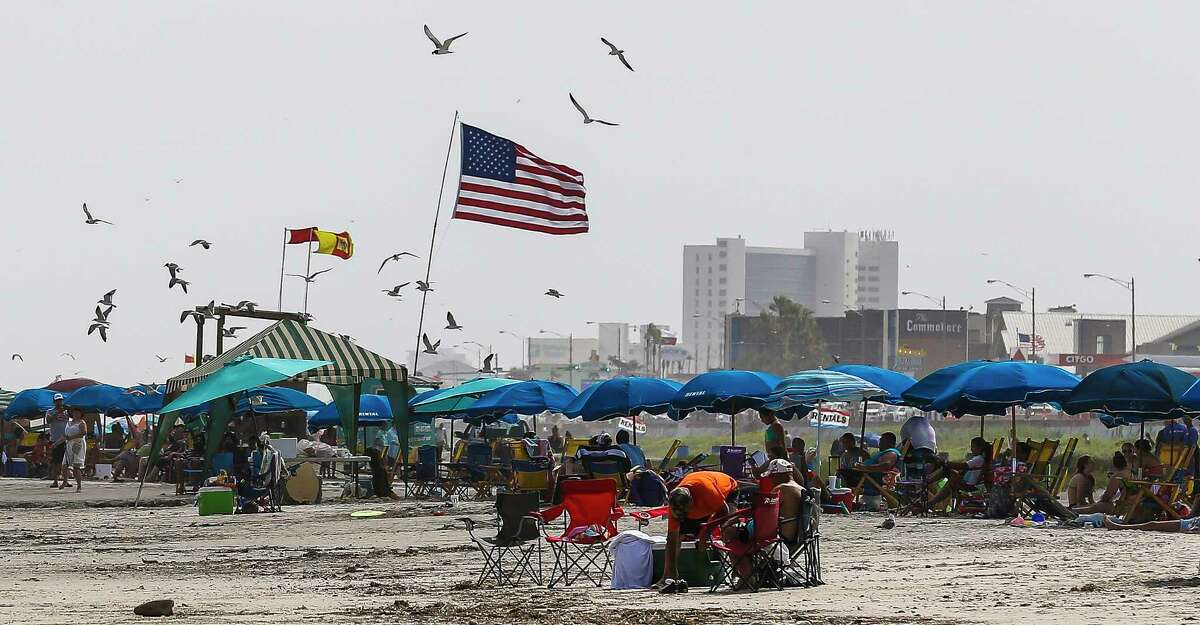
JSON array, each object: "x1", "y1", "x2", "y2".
[
  {"x1": 421, "y1": 333, "x2": 441, "y2": 355},
  {"x1": 288, "y1": 268, "x2": 334, "y2": 283},
  {"x1": 479, "y1": 353, "x2": 496, "y2": 374},
  {"x1": 180, "y1": 310, "x2": 205, "y2": 324},
  {"x1": 545, "y1": 289, "x2": 565, "y2": 298},
  {"x1": 424, "y1": 25, "x2": 467, "y2": 55},
  {"x1": 88, "y1": 322, "x2": 109, "y2": 342},
  {"x1": 601, "y1": 37, "x2": 634, "y2": 71},
  {"x1": 378, "y1": 252, "x2": 419, "y2": 274},
  {"x1": 221, "y1": 300, "x2": 258, "y2": 313},
  {"x1": 382, "y1": 283, "x2": 409, "y2": 297},
  {"x1": 155, "y1": 354, "x2": 168, "y2": 363},
  {"x1": 98, "y1": 289, "x2": 117, "y2": 307},
  {"x1": 61, "y1": 352, "x2": 77, "y2": 360},
  {"x1": 82, "y1": 203, "x2": 113, "y2": 225},
  {"x1": 164, "y1": 263, "x2": 183, "y2": 279},
  {"x1": 11, "y1": 354, "x2": 23, "y2": 362},
  {"x1": 416, "y1": 281, "x2": 434, "y2": 293},
  {"x1": 190, "y1": 239, "x2": 212, "y2": 250},
  {"x1": 445, "y1": 311, "x2": 462, "y2": 330},
  {"x1": 93, "y1": 306, "x2": 113, "y2": 324},
  {"x1": 169, "y1": 277, "x2": 190, "y2": 293},
  {"x1": 202, "y1": 301, "x2": 218, "y2": 318},
  {"x1": 569, "y1": 93, "x2": 619, "y2": 126},
  {"x1": 220, "y1": 326, "x2": 246, "y2": 338}
]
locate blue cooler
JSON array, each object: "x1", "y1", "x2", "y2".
[{"x1": 6, "y1": 459, "x2": 28, "y2": 477}]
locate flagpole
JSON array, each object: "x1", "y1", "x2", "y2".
[
  {"x1": 413, "y1": 110, "x2": 460, "y2": 373},
  {"x1": 303, "y1": 239, "x2": 313, "y2": 315},
  {"x1": 278, "y1": 229, "x2": 287, "y2": 310}
]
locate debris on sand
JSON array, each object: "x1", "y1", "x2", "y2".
[{"x1": 133, "y1": 599, "x2": 174, "y2": 617}]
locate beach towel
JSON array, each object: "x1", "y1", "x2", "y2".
[{"x1": 608, "y1": 530, "x2": 663, "y2": 589}]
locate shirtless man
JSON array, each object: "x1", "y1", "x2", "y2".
[
  {"x1": 764, "y1": 459, "x2": 813, "y2": 549},
  {"x1": 1103, "y1": 515, "x2": 1200, "y2": 533}
]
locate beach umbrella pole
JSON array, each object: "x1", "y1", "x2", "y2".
[
  {"x1": 860, "y1": 398, "x2": 868, "y2": 443},
  {"x1": 1010, "y1": 406, "x2": 1017, "y2": 473}
]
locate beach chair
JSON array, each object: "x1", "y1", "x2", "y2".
[
  {"x1": 1048, "y1": 438, "x2": 1078, "y2": 498},
  {"x1": 778, "y1": 485, "x2": 823, "y2": 587},
  {"x1": 657, "y1": 439, "x2": 683, "y2": 473},
  {"x1": 405, "y1": 445, "x2": 442, "y2": 499},
  {"x1": 533, "y1": 479, "x2": 624, "y2": 588},
  {"x1": 848, "y1": 465, "x2": 901, "y2": 512},
  {"x1": 511, "y1": 458, "x2": 552, "y2": 501},
  {"x1": 460, "y1": 491, "x2": 543, "y2": 586},
  {"x1": 580, "y1": 455, "x2": 632, "y2": 500},
  {"x1": 561, "y1": 437, "x2": 590, "y2": 463},
  {"x1": 1158, "y1": 442, "x2": 1196, "y2": 499},
  {"x1": 702, "y1": 490, "x2": 782, "y2": 592},
  {"x1": 717, "y1": 446, "x2": 748, "y2": 480}
]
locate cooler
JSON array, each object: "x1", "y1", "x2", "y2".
[
  {"x1": 196, "y1": 486, "x2": 235, "y2": 516},
  {"x1": 651, "y1": 541, "x2": 718, "y2": 587},
  {"x1": 6, "y1": 459, "x2": 28, "y2": 477},
  {"x1": 828, "y1": 487, "x2": 854, "y2": 511}
]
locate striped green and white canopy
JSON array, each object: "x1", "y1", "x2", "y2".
[
  {"x1": 166, "y1": 320, "x2": 424, "y2": 393},
  {"x1": 0, "y1": 388, "x2": 15, "y2": 417}
]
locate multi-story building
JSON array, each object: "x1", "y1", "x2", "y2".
[{"x1": 683, "y1": 231, "x2": 900, "y2": 370}]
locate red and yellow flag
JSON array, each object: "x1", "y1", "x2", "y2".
[{"x1": 287, "y1": 227, "x2": 354, "y2": 260}]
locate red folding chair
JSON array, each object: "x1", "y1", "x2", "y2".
[
  {"x1": 532, "y1": 478, "x2": 624, "y2": 588},
  {"x1": 702, "y1": 490, "x2": 782, "y2": 592}
]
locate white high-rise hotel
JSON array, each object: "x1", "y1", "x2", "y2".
[{"x1": 682, "y1": 231, "x2": 898, "y2": 369}]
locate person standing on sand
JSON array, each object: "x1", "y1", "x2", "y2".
[
  {"x1": 61, "y1": 409, "x2": 87, "y2": 492},
  {"x1": 759, "y1": 409, "x2": 787, "y2": 459},
  {"x1": 45, "y1": 394, "x2": 70, "y2": 488}
]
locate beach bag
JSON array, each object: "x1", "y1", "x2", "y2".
[{"x1": 985, "y1": 485, "x2": 1012, "y2": 519}]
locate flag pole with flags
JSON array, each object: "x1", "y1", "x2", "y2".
[
  {"x1": 281, "y1": 227, "x2": 354, "y2": 315},
  {"x1": 412, "y1": 110, "x2": 460, "y2": 374},
  {"x1": 277, "y1": 228, "x2": 287, "y2": 310}
]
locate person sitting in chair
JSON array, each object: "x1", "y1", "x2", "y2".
[
  {"x1": 850, "y1": 432, "x2": 901, "y2": 510},
  {"x1": 836, "y1": 432, "x2": 869, "y2": 488},
  {"x1": 615, "y1": 429, "x2": 646, "y2": 469},
  {"x1": 765, "y1": 459, "x2": 813, "y2": 551},
  {"x1": 656, "y1": 470, "x2": 739, "y2": 593},
  {"x1": 1073, "y1": 452, "x2": 1133, "y2": 515},
  {"x1": 926, "y1": 437, "x2": 991, "y2": 512}
]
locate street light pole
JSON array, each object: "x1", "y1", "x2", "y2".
[
  {"x1": 986, "y1": 280, "x2": 1037, "y2": 360},
  {"x1": 499, "y1": 330, "x2": 528, "y2": 370},
  {"x1": 902, "y1": 290, "x2": 949, "y2": 365},
  {"x1": 1083, "y1": 273, "x2": 1137, "y2": 360}
]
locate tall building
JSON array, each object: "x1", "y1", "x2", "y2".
[{"x1": 682, "y1": 232, "x2": 899, "y2": 370}]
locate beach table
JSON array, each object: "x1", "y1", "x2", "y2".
[{"x1": 285, "y1": 455, "x2": 370, "y2": 498}]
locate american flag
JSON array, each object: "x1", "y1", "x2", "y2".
[
  {"x1": 1018, "y1": 332, "x2": 1046, "y2": 350},
  {"x1": 452, "y1": 124, "x2": 588, "y2": 235}
]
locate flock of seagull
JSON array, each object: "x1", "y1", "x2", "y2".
[
  {"x1": 11, "y1": 27, "x2": 602, "y2": 374},
  {"x1": 423, "y1": 24, "x2": 631, "y2": 126}
]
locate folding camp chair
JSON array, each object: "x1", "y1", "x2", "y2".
[
  {"x1": 717, "y1": 446, "x2": 747, "y2": 480},
  {"x1": 779, "y1": 485, "x2": 823, "y2": 587},
  {"x1": 560, "y1": 437, "x2": 590, "y2": 463},
  {"x1": 238, "y1": 449, "x2": 284, "y2": 513},
  {"x1": 849, "y1": 467, "x2": 901, "y2": 511},
  {"x1": 460, "y1": 491, "x2": 543, "y2": 586},
  {"x1": 704, "y1": 490, "x2": 782, "y2": 592},
  {"x1": 532, "y1": 479, "x2": 624, "y2": 588},
  {"x1": 1158, "y1": 442, "x2": 1196, "y2": 502},
  {"x1": 894, "y1": 448, "x2": 937, "y2": 516},
  {"x1": 406, "y1": 445, "x2": 446, "y2": 499}
]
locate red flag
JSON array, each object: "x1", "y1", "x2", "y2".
[
  {"x1": 287, "y1": 227, "x2": 319, "y2": 244},
  {"x1": 184, "y1": 354, "x2": 195, "y2": 364}
]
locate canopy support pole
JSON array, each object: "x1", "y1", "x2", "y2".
[
  {"x1": 1010, "y1": 406, "x2": 1017, "y2": 473},
  {"x1": 860, "y1": 398, "x2": 868, "y2": 443}
]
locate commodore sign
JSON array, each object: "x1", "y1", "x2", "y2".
[{"x1": 899, "y1": 310, "x2": 964, "y2": 338}]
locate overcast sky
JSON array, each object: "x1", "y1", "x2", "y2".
[{"x1": 2, "y1": 2, "x2": 1198, "y2": 390}]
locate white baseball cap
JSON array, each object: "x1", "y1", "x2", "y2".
[
  {"x1": 52, "y1": 393, "x2": 64, "y2": 401},
  {"x1": 766, "y1": 458, "x2": 794, "y2": 475}
]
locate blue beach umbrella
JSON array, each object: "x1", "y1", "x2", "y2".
[
  {"x1": 928, "y1": 362, "x2": 1079, "y2": 417},
  {"x1": 761, "y1": 370, "x2": 886, "y2": 461},
  {"x1": 928, "y1": 361, "x2": 1080, "y2": 469},
  {"x1": 669, "y1": 370, "x2": 782, "y2": 445},
  {"x1": 411, "y1": 377, "x2": 522, "y2": 416},
  {"x1": 235, "y1": 386, "x2": 325, "y2": 415},
  {"x1": 901, "y1": 360, "x2": 993, "y2": 410},
  {"x1": 309, "y1": 394, "x2": 394, "y2": 431},
  {"x1": 828, "y1": 364, "x2": 918, "y2": 440},
  {"x1": 564, "y1": 377, "x2": 682, "y2": 422},
  {"x1": 827, "y1": 365, "x2": 916, "y2": 404},
  {"x1": 63, "y1": 384, "x2": 125, "y2": 413},
  {"x1": 1063, "y1": 360, "x2": 1197, "y2": 424},
  {"x1": 4, "y1": 388, "x2": 62, "y2": 419},
  {"x1": 465, "y1": 380, "x2": 579, "y2": 420},
  {"x1": 563, "y1": 377, "x2": 682, "y2": 444}
]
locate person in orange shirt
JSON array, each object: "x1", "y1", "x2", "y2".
[{"x1": 656, "y1": 470, "x2": 739, "y2": 592}]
